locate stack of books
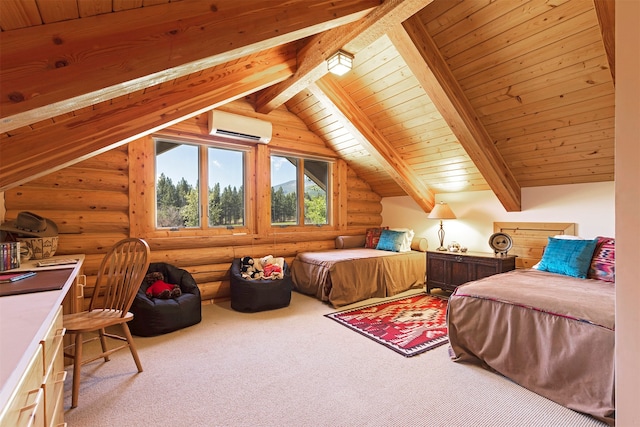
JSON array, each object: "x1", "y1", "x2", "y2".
[{"x1": 0, "y1": 241, "x2": 21, "y2": 271}]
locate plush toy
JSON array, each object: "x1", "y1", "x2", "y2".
[
  {"x1": 240, "y1": 256, "x2": 253, "y2": 273},
  {"x1": 143, "y1": 271, "x2": 181, "y2": 299},
  {"x1": 260, "y1": 255, "x2": 284, "y2": 280},
  {"x1": 146, "y1": 280, "x2": 182, "y2": 299},
  {"x1": 240, "y1": 256, "x2": 261, "y2": 279}
]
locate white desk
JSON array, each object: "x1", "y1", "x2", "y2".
[{"x1": 0, "y1": 254, "x2": 84, "y2": 423}]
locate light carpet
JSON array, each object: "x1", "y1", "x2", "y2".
[{"x1": 64, "y1": 290, "x2": 606, "y2": 427}]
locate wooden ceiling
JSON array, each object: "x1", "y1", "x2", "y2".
[{"x1": 0, "y1": 0, "x2": 615, "y2": 213}]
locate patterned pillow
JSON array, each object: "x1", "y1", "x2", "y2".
[
  {"x1": 376, "y1": 229, "x2": 406, "y2": 252},
  {"x1": 536, "y1": 237, "x2": 599, "y2": 278},
  {"x1": 365, "y1": 227, "x2": 389, "y2": 249},
  {"x1": 587, "y1": 236, "x2": 615, "y2": 283}
]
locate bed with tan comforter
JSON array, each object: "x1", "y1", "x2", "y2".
[
  {"x1": 291, "y1": 236, "x2": 426, "y2": 307},
  {"x1": 447, "y1": 268, "x2": 615, "y2": 425}
]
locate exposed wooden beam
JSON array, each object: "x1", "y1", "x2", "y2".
[
  {"x1": 0, "y1": 46, "x2": 296, "y2": 191},
  {"x1": 593, "y1": 0, "x2": 615, "y2": 85},
  {"x1": 0, "y1": 0, "x2": 378, "y2": 133},
  {"x1": 255, "y1": 0, "x2": 434, "y2": 114},
  {"x1": 389, "y1": 18, "x2": 521, "y2": 212},
  {"x1": 311, "y1": 75, "x2": 435, "y2": 212}
]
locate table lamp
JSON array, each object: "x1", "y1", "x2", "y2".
[{"x1": 428, "y1": 202, "x2": 457, "y2": 251}]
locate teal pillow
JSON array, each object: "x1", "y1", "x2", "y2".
[
  {"x1": 537, "y1": 237, "x2": 599, "y2": 278},
  {"x1": 376, "y1": 229, "x2": 406, "y2": 252}
]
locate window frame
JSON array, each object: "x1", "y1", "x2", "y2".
[
  {"x1": 134, "y1": 131, "x2": 342, "y2": 240},
  {"x1": 152, "y1": 136, "x2": 254, "y2": 236},
  {"x1": 269, "y1": 150, "x2": 334, "y2": 231}
]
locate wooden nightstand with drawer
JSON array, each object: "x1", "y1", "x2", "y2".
[{"x1": 426, "y1": 250, "x2": 516, "y2": 294}]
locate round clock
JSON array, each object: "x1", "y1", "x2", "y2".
[{"x1": 489, "y1": 232, "x2": 513, "y2": 255}]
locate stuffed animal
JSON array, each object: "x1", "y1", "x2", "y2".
[
  {"x1": 240, "y1": 256, "x2": 261, "y2": 279},
  {"x1": 240, "y1": 256, "x2": 253, "y2": 273},
  {"x1": 146, "y1": 280, "x2": 181, "y2": 299},
  {"x1": 143, "y1": 271, "x2": 181, "y2": 299},
  {"x1": 260, "y1": 255, "x2": 284, "y2": 280}
]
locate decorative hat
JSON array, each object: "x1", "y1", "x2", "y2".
[{"x1": 0, "y1": 211, "x2": 58, "y2": 237}]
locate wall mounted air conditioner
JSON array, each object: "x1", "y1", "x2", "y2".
[{"x1": 208, "y1": 110, "x2": 272, "y2": 144}]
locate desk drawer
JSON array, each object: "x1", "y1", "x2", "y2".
[
  {"x1": 43, "y1": 371, "x2": 66, "y2": 427},
  {"x1": 0, "y1": 345, "x2": 45, "y2": 427},
  {"x1": 41, "y1": 306, "x2": 65, "y2": 427},
  {"x1": 17, "y1": 388, "x2": 45, "y2": 427},
  {"x1": 41, "y1": 307, "x2": 64, "y2": 370},
  {"x1": 42, "y1": 356, "x2": 64, "y2": 427}
]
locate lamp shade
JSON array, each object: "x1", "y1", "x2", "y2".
[{"x1": 428, "y1": 202, "x2": 456, "y2": 220}]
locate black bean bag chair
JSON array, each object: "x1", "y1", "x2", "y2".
[
  {"x1": 230, "y1": 258, "x2": 293, "y2": 312},
  {"x1": 129, "y1": 262, "x2": 202, "y2": 336}
]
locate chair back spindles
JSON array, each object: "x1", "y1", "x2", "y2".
[{"x1": 89, "y1": 238, "x2": 150, "y2": 315}]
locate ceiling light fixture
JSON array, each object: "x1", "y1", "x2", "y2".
[{"x1": 327, "y1": 50, "x2": 354, "y2": 76}]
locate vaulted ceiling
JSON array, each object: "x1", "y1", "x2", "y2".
[{"x1": 0, "y1": 0, "x2": 615, "y2": 213}]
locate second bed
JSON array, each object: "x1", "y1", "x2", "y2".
[{"x1": 291, "y1": 234, "x2": 427, "y2": 307}]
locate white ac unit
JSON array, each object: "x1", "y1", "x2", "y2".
[{"x1": 208, "y1": 110, "x2": 272, "y2": 144}]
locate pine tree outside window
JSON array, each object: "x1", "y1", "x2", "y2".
[
  {"x1": 155, "y1": 140, "x2": 245, "y2": 230},
  {"x1": 270, "y1": 155, "x2": 330, "y2": 226}
]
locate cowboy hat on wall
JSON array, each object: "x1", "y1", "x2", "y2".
[{"x1": 0, "y1": 211, "x2": 59, "y2": 259}]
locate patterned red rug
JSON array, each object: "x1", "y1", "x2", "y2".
[{"x1": 325, "y1": 293, "x2": 448, "y2": 357}]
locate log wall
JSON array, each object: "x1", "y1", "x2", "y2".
[{"x1": 3, "y1": 99, "x2": 382, "y2": 307}]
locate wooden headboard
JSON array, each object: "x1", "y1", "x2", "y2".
[{"x1": 493, "y1": 222, "x2": 576, "y2": 269}]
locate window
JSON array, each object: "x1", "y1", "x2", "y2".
[
  {"x1": 208, "y1": 146, "x2": 244, "y2": 227},
  {"x1": 156, "y1": 141, "x2": 199, "y2": 228},
  {"x1": 155, "y1": 140, "x2": 245, "y2": 230},
  {"x1": 271, "y1": 155, "x2": 330, "y2": 226},
  {"x1": 303, "y1": 159, "x2": 329, "y2": 225}
]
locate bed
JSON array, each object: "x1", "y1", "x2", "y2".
[
  {"x1": 447, "y1": 227, "x2": 616, "y2": 425},
  {"x1": 291, "y1": 229, "x2": 427, "y2": 307}
]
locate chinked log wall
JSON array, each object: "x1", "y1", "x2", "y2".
[{"x1": 3, "y1": 99, "x2": 383, "y2": 307}]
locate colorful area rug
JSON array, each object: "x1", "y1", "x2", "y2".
[{"x1": 325, "y1": 293, "x2": 448, "y2": 357}]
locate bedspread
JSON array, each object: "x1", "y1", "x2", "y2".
[
  {"x1": 447, "y1": 268, "x2": 615, "y2": 425},
  {"x1": 291, "y1": 248, "x2": 425, "y2": 307}
]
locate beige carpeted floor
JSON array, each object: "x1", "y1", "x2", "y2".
[{"x1": 63, "y1": 289, "x2": 606, "y2": 427}]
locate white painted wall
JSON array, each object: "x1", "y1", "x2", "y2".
[
  {"x1": 381, "y1": 181, "x2": 614, "y2": 253},
  {"x1": 615, "y1": 1, "x2": 640, "y2": 424}
]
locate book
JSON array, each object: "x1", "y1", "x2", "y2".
[
  {"x1": 0, "y1": 271, "x2": 36, "y2": 283},
  {"x1": 0, "y1": 242, "x2": 21, "y2": 271},
  {"x1": 36, "y1": 258, "x2": 78, "y2": 267}
]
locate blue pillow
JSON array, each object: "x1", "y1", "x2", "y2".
[
  {"x1": 375, "y1": 229, "x2": 406, "y2": 252},
  {"x1": 536, "y1": 237, "x2": 599, "y2": 278}
]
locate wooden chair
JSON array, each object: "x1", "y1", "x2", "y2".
[{"x1": 63, "y1": 237, "x2": 151, "y2": 408}]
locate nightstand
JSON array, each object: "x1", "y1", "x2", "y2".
[{"x1": 426, "y1": 250, "x2": 516, "y2": 293}]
